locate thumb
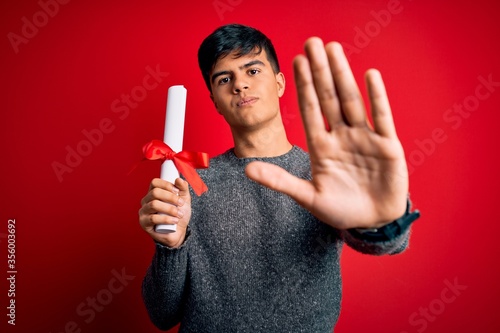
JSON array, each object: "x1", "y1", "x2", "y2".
[
  {"x1": 174, "y1": 178, "x2": 191, "y2": 200},
  {"x1": 245, "y1": 161, "x2": 315, "y2": 208}
]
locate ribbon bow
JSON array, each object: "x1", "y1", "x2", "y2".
[{"x1": 143, "y1": 139, "x2": 209, "y2": 196}]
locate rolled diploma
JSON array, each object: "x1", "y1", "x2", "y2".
[{"x1": 155, "y1": 85, "x2": 187, "y2": 234}]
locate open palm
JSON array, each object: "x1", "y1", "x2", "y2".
[{"x1": 246, "y1": 38, "x2": 408, "y2": 229}]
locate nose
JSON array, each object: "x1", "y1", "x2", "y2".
[{"x1": 232, "y1": 75, "x2": 249, "y2": 94}]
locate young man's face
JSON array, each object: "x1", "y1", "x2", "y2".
[{"x1": 209, "y1": 49, "x2": 285, "y2": 131}]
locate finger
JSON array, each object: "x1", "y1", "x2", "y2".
[
  {"x1": 142, "y1": 200, "x2": 182, "y2": 218},
  {"x1": 138, "y1": 205, "x2": 179, "y2": 229},
  {"x1": 294, "y1": 54, "x2": 327, "y2": 142},
  {"x1": 140, "y1": 211, "x2": 179, "y2": 229},
  {"x1": 141, "y1": 188, "x2": 181, "y2": 208},
  {"x1": 245, "y1": 161, "x2": 315, "y2": 209},
  {"x1": 365, "y1": 69, "x2": 397, "y2": 139},
  {"x1": 148, "y1": 187, "x2": 183, "y2": 206},
  {"x1": 142, "y1": 178, "x2": 181, "y2": 206},
  {"x1": 303, "y1": 37, "x2": 343, "y2": 128},
  {"x1": 174, "y1": 178, "x2": 190, "y2": 200},
  {"x1": 150, "y1": 177, "x2": 179, "y2": 193},
  {"x1": 326, "y1": 42, "x2": 367, "y2": 127}
]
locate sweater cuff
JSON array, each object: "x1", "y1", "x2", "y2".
[{"x1": 349, "y1": 199, "x2": 420, "y2": 242}]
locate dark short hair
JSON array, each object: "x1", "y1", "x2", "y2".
[{"x1": 198, "y1": 24, "x2": 280, "y2": 92}]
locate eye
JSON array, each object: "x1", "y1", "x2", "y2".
[
  {"x1": 248, "y1": 68, "x2": 260, "y2": 76},
  {"x1": 218, "y1": 77, "x2": 230, "y2": 85}
]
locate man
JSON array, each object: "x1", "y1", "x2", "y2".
[{"x1": 139, "y1": 24, "x2": 419, "y2": 332}]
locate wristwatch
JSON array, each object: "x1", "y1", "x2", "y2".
[{"x1": 350, "y1": 200, "x2": 420, "y2": 242}]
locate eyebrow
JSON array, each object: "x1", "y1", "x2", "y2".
[{"x1": 211, "y1": 60, "x2": 265, "y2": 84}]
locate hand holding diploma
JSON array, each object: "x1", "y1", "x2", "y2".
[
  {"x1": 139, "y1": 177, "x2": 192, "y2": 248},
  {"x1": 138, "y1": 85, "x2": 208, "y2": 247}
]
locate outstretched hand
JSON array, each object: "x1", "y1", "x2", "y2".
[{"x1": 245, "y1": 37, "x2": 408, "y2": 230}]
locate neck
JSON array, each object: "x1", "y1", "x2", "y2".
[{"x1": 231, "y1": 116, "x2": 292, "y2": 158}]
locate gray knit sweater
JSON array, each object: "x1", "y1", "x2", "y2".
[{"x1": 142, "y1": 146, "x2": 409, "y2": 333}]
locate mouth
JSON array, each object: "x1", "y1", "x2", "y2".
[{"x1": 236, "y1": 97, "x2": 258, "y2": 107}]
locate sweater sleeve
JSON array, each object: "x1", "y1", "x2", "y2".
[{"x1": 142, "y1": 230, "x2": 190, "y2": 330}]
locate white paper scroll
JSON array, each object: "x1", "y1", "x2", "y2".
[{"x1": 155, "y1": 85, "x2": 187, "y2": 234}]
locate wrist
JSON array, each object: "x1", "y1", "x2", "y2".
[
  {"x1": 351, "y1": 199, "x2": 420, "y2": 241},
  {"x1": 155, "y1": 225, "x2": 189, "y2": 249}
]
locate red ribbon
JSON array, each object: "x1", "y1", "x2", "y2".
[{"x1": 142, "y1": 139, "x2": 209, "y2": 196}]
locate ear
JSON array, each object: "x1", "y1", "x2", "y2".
[{"x1": 276, "y1": 72, "x2": 285, "y2": 98}]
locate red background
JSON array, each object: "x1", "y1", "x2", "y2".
[{"x1": 1, "y1": 0, "x2": 500, "y2": 332}]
